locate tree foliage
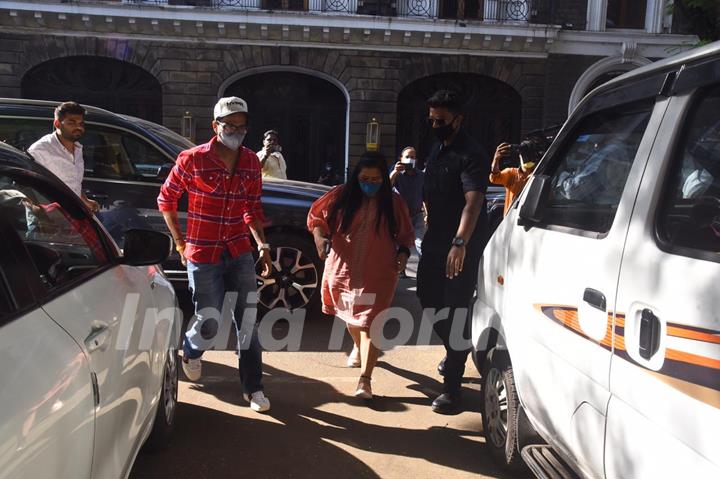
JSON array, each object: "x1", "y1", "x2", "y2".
[{"x1": 673, "y1": 0, "x2": 720, "y2": 42}]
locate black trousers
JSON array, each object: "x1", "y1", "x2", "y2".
[
  {"x1": 417, "y1": 242, "x2": 481, "y2": 395},
  {"x1": 427, "y1": 306, "x2": 471, "y2": 394}
]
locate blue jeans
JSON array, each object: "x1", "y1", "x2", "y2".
[
  {"x1": 412, "y1": 212, "x2": 426, "y2": 256},
  {"x1": 183, "y1": 251, "x2": 264, "y2": 394}
]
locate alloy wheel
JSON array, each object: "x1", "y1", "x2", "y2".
[
  {"x1": 163, "y1": 350, "x2": 178, "y2": 423},
  {"x1": 256, "y1": 246, "x2": 319, "y2": 310},
  {"x1": 484, "y1": 367, "x2": 509, "y2": 448}
]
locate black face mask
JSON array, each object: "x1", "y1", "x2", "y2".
[{"x1": 433, "y1": 123, "x2": 455, "y2": 141}]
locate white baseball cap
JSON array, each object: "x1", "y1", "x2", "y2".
[{"x1": 213, "y1": 96, "x2": 248, "y2": 120}]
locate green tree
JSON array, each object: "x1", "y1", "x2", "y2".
[{"x1": 673, "y1": 0, "x2": 720, "y2": 42}]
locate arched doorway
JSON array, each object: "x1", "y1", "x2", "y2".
[
  {"x1": 396, "y1": 73, "x2": 521, "y2": 166},
  {"x1": 223, "y1": 71, "x2": 347, "y2": 183},
  {"x1": 22, "y1": 56, "x2": 162, "y2": 123}
]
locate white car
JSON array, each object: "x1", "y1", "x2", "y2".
[
  {"x1": 0, "y1": 142, "x2": 180, "y2": 478},
  {"x1": 472, "y1": 42, "x2": 720, "y2": 478}
]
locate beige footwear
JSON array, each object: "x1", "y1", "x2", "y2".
[
  {"x1": 181, "y1": 356, "x2": 202, "y2": 382},
  {"x1": 354, "y1": 376, "x2": 372, "y2": 399},
  {"x1": 347, "y1": 345, "x2": 361, "y2": 368}
]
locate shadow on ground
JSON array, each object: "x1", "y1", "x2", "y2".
[{"x1": 131, "y1": 360, "x2": 521, "y2": 479}]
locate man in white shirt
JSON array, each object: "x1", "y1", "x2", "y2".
[
  {"x1": 256, "y1": 129, "x2": 287, "y2": 180},
  {"x1": 27, "y1": 101, "x2": 99, "y2": 212}
]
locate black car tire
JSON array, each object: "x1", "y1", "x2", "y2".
[
  {"x1": 256, "y1": 231, "x2": 323, "y2": 313},
  {"x1": 481, "y1": 348, "x2": 524, "y2": 469},
  {"x1": 144, "y1": 350, "x2": 178, "y2": 452}
]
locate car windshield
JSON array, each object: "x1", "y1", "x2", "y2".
[{"x1": 122, "y1": 116, "x2": 196, "y2": 155}]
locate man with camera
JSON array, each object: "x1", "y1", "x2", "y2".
[
  {"x1": 390, "y1": 146, "x2": 425, "y2": 277},
  {"x1": 257, "y1": 129, "x2": 287, "y2": 180},
  {"x1": 490, "y1": 139, "x2": 541, "y2": 216}
]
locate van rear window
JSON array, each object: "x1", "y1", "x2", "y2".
[{"x1": 657, "y1": 85, "x2": 720, "y2": 260}]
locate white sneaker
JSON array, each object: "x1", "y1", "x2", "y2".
[
  {"x1": 182, "y1": 356, "x2": 202, "y2": 382},
  {"x1": 355, "y1": 376, "x2": 372, "y2": 399},
  {"x1": 347, "y1": 346, "x2": 361, "y2": 368},
  {"x1": 243, "y1": 391, "x2": 271, "y2": 413}
]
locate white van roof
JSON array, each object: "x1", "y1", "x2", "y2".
[{"x1": 599, "y1": 40, "x2": 720, "y2": 93}]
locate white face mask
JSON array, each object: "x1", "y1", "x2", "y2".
[{"x1": 218, "y1": 130, "x2": 245, "y2": 151}]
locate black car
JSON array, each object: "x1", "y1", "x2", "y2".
[{"x1": 0, "y1": 98, "x2": 330, "y2": 311}]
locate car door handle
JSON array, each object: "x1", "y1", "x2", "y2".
[
  {"x1": 639, "y1": 308, "x2": 661, "y2": 360},
  {"x1": 583, "y1": 288, "x2": 606, "y2": 312},
  {"x1": 85, "y1": 322, "x2": 111, "y2": 353}
]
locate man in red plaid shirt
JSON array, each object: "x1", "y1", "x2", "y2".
[{"x1": 158, "y1": 97, "x2": 273, "y2": 413}]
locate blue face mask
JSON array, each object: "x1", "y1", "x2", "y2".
[{"x1": 359, "y1": 181, "x2": 381, "y2": 197}]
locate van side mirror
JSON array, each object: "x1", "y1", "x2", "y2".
[
  {"x1": 121, "y1": 229, "x2": 172, "y2": 266},
  {"x1": 518, "y1": 174, "x2": 552, "y2": 226}
]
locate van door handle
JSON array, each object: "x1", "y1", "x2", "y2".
[
  {"x1": 639, "y1": 309, "x2": 661, "y2": 360},
  {"x1": 85, "y1": 322, "x2": 111, "y2": 353},
  {"x1": 583, "y1": 288, "x2": 606, "y2": 312}
]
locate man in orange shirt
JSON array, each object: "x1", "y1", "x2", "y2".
[{"x1": 489, "y1": 139, "x2": 542, "y2": 216}]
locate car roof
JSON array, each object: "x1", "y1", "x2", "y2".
[{"x1": 0, "y1": 98, "x2": 183, "y2": 156}]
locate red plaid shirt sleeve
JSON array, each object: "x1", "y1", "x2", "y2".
[
  {"x1": 157, "y1": 150, "x2": 193, "y2": 212},
  {"x1": 243, "y1": 150, "x2": 264, "y2": 225}
]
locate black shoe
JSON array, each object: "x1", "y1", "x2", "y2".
[
  {"x1": 437, "y1": 356, "x2": 447, "y2": 376},
  {"x1": 431, "y1": 392, "x2": 462, "y2": 415}
]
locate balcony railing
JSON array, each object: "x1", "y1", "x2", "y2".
[{"x1": 121, "y1": 0, "x2": 547, "y2": 21}]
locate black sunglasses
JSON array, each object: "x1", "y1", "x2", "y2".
[{"x1": 427, "y1": 115, "x2": 457, "y2": 128}]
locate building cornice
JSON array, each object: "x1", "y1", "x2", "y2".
[{"x1": 0, "y1": 1, "x2": 698, "y2": 59}]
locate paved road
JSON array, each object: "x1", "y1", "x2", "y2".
[{"x1": 130, "y1": 257, "x2": 532, "y2": 479}]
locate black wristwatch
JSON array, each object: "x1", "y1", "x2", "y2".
[{"x1": 451, "y1": 237, "x2": 466, "y2": 247}]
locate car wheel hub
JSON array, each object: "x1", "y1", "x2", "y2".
[
  {"x1": 163, "y1": 351, "x2": 177, "y2": 423},
  {"x1": 256, "y1": 246, "x2": 319, "y2": 311},
  {"x1": 484, "y1": 367, "x2": 508, "y2": 448}
]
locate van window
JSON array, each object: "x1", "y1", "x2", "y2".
[
  {"x1": 657, "y1": 85, "x2": 720, "y2": 259},
  {"x1": 544, "y1": 99, "x2": 654, "y2": 234}
]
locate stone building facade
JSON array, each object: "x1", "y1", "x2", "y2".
[{"x1": 0, "y1": 1, "x2": 698, "y2": 181}]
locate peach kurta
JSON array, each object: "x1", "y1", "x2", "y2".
[{"x1": 307, "y1": 186, "x2": 415, "y2": 328}]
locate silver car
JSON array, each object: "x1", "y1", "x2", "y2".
[{"x1": 0, "y1": 142, "x2": 180, "y2": 478}]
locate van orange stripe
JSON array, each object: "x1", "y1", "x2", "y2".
[
  {"x1": 666, "y1": 349, "x2": 720, "y2": 370},
  {"x1": 614, "y1": 332, "x2": 626, "y2": 352},
  {"x1": 667, "y1": 326, "x2": 720, "y2": 345}
]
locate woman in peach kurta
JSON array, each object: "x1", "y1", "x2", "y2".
[{"x1": 308, "y1": 152, "x2": 414, "y2": 399}]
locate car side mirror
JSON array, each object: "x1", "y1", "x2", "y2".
[
  {"x1": 121, "y1": 229, "x2": 172, "y2": 266},
  {"x1": 156, "y1": 163, "x2": 174, "y2": 181},
  {"x1": 518, "y1": 174, "x2": 552, "y2": 226}
]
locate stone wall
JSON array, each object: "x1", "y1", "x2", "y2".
[
  {"x1": 0, "y1": 31, "x2": 550, "y2": 166},
  {"x1": 542, "y1": 53, "x2": 602, "y2": 131}
]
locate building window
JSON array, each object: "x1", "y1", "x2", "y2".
[
  {"x1": 587, "y1": 0, "x2": 665, "y2": 33},
  {"x1": 262, "y1": 0, "x2": 307, "y2": 9},
  {"x1": 606, "y1": 0, "x2": 647, "y2": 29}
]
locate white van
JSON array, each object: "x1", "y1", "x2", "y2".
[{"x1": 472, "y1": 41, "x2": 720, "y2": 478}]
